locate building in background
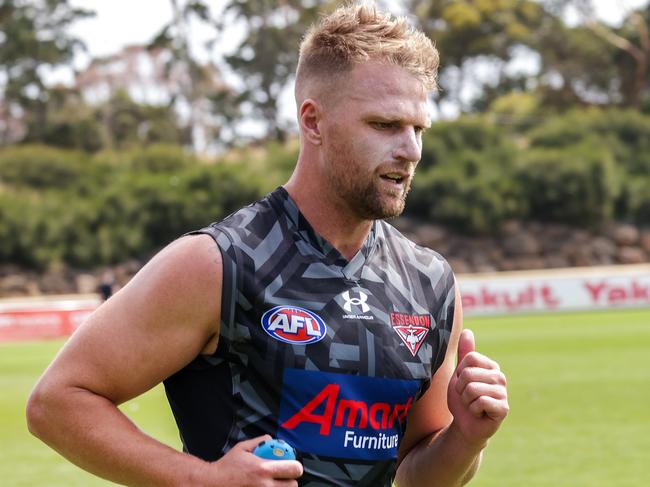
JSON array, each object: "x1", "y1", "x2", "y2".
[{"x1": 74, "y1": 44, "x2": 227, "y2": 153}]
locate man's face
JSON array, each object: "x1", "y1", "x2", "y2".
[{"x1": 319, "y1": 62, "x2": 430, "y2": 220}]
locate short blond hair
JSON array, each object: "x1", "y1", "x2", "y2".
[{"x1": 296, "y1": 2, "x2": 439, "y2": 98}]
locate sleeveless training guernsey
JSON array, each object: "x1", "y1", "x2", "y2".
[{"x1": 163, "y1": 187, "x2": 456, "y2": 486}]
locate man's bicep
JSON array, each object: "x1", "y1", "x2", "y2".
[
  {"x1": 38, "y1": 234, "x2": 223, "y2": 404},
  {"x1": 396, "y1": 350, "x2": 454, "y2": 462},
  {"x1": 397, "y1": 285, "x2": 463, "y2": 461}
]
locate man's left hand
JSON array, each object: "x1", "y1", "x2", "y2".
[{"x1": 447, "y1": 329, "x2": 509, "y2": 447}]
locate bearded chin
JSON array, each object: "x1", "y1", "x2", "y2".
[{"x1": 355, "y1": 181, "x2": 410, "y2": 220}]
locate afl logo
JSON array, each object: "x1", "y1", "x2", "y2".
[{"x1": 261, "y1": 306, "x2": 327, "y2": 345}]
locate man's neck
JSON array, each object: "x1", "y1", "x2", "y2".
[{"x1": 283, "y1": 182, "x2": 374, "y2": 261}]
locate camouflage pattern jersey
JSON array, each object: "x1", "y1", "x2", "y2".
[{"x1": 163, "y1": 187, "x2": 456, "y2": 486}]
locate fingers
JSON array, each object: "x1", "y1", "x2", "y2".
[
  {"x1": 453, "y1": 350, "x2": 509, "y2": 422},
  {"x1": 455, "y1": 364, "x2": 506, "y2": 394},
  {"x1": 459, "y1": 381, "x2": 508, "y2": 415},
  {"x1": 448, "y1": 330, "x2": 509, "y2": 444},
  {"x1": 468, "y1": 395, "x2": 510, "y2": 421},
  {"x1": 455, "y1": 351, "x2": 503, "y2": 389},
  {"x1": 212, "y1": 436, "x2": 302, "y2": 486},
  {"x1": 233, "y1": 434, "x2": 273, "y2": 452},
  {"x1": 244, "y1": 458, "x2": 303, "y2": 485},
  {"x1": 456, "y1": 346, "x2": 500, "y2": 375},
  {"x1": 232, "y1": 459, "x2": 302, "y2": 487},
  {"x1": 239, "y1": 436, "x2": 303, "y2": 480},
  {"x1": 456, "y1": 328, "x2": 475, "y2": 365},
  {"x1": 262, "y1": 460, "x2": 304, "y2": 480}
]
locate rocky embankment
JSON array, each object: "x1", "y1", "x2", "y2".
[
  {"x1": 1, "y1": 220, "x2": 649, "y2": 298},
  {"x1": 394, "y1": 219, "x2": 650, "y2": 274}
]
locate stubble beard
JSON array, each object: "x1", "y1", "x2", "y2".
[
  {"x1": 327, "y1": 157, "x2": 412, "y2": 221},
  {"x1": 355, "y1": 176, "x2": 411, "y2": 220}
]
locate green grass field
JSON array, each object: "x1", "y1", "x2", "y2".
[{"x1": 1, "y1": 308, "x2": 649, "y2": 486}]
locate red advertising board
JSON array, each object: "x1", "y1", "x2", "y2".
[{"x1": 0, "y1": 297, "x2": 99, "y2": 342}]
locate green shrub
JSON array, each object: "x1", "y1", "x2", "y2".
[
  {"x1": 0, "y1": 145, "x2": 267, "y2": 268},
  {"x1": 0, "y1": 193, "x2": 31, "y2": 265},
  {"x1": 516, "y1": 144, "x2": 620, "y2": 226},
  {"x1": 0, "y1": 191, "x2": 82, "y2": 270},
  {"x1": 528, "y1": 109, "x2": 650, "y2": 175},
  {"x1": 409, "y1": 145, "x2": 524, "y2": 233},
  {"x1": 419, "y1": 116, "x2": 510, "y2": 172},
  {"x1": 406, "y1": 116, "x2": 527, "y2": 233},
  {"x1": 126, "y1": 144, "x2": 195, "y2": 173},
  {"x1": 626, "y1": 176, "x2": 650, "y2": 224},
  {"x1": 35, "y1": 118, "x2": 104, "y2": 153},
  {"x1": 487, "y1": 92, "x2": 542, "y2": 132},
  {"x1": 81, "y1": 163, "x2": 265, "y2": 265},
  {"x1": 2, "y1": 110, "x2": 648, "y2": 271},
  {"x1": 0, "y1": 145, "x2": 86, "y2": 189},
  {"x1": 179, "y1": 164, "x2": 264, "y2": 223},
  {"x1": 219, "y1": 141, "x2": 298, "y2": 193},
  {"x1": 527, "y1": 109, "x2": 604, "y2": 148}
]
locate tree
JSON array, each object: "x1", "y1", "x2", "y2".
[
  {"x1": 219, "y1": 0, "x2": 331, "y2": 142},
  {"x1": 407, "y1": 0, "x2": 547, "y2": 112},
  {"x1": 539, "y1": 0, "x2": 650, "y2": 109},
  {"x1": 97, "y1": 90, "x2": 187, "y2": 150},
  {"x1": 407, "y1": 0, "x2": 650, "y2": 113},
  {"x1": 20, "y1": 87, "x2": 186, "y2": 152},
  {"x1": 22, "y1": 85, "x2": 103, "y2": 152},
  {"x1": 0, "y1": 0, "x2": 93, "y2": 145},
  {"x1": 149, "y1": 0, "x2": 229, "y2": 152}
]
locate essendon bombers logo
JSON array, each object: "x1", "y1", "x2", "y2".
[
  {"x1": 261, "y1": 306, "x2": 327, "y2": 345},
  {"x1": 278, "y1": 369, "x2": 420, "y2": 460},
  {"x1": 390, "y1": 312, "x2": 432, "y2": 357}
]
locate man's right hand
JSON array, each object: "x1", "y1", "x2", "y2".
[{"x1": 202, "y1": 435, "x2": 303, "y2": 486}]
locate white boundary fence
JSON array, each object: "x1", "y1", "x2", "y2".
[{"x1": 458, "y1": 264, "x2": 650, "y2": 316}]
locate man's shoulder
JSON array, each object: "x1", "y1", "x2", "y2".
[
  {"x1": 220, "y1": 192, "x2": 277, "y2": 228},
  {"x1": 194, "y1": 191, "x2": 280, "y2": 241}
]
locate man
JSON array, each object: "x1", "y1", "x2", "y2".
[
  {"x1": 27, "y1": 4, "x2": 508, "y2": 486},
  {"x1": 97, "y1": 270, "x2": 116, "y2": 301}
]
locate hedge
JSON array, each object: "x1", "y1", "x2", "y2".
[{"x1": 1, "y1": 108, "x2": 648, "y2": 270}]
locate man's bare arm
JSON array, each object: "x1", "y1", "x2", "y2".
[{"x1": 26, "y1": 235, "x2": 302, "y2": 486}]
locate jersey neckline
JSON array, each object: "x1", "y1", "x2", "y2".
[{"x1": 269, "y1": 186, "x2": 380, "y2": 280}]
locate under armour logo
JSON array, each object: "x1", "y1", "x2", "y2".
[{"x1": 342, "y1": 290, "x2": 370, "y2": 313}]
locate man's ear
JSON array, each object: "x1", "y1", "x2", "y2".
[{"x1": 299, "y1": 98, "x2": 322, "y2": 146}]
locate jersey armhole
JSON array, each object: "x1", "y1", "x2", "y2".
[
  {"x1": 430, "y1": 261, "x2": 457, "y2": 375},
  {"x1": 186, "y1": 226, "x2": 240, "y2": 346}
]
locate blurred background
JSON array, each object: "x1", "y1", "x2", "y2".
[
  {"x1": 0, "y1": 1, "x2": 649, "y2": 486},
  {"x1": 0, "y1": 0, "x2": 650, "y2": 291}
]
